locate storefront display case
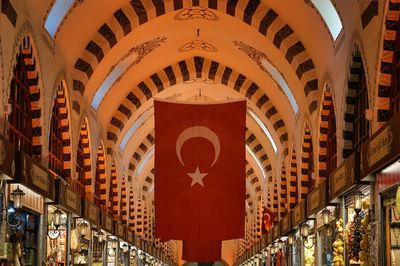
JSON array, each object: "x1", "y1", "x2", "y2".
[
  {"x1": 291, "y1": 200, "x2": 307, "y2": 266},
  {"x1": 47, "y1": 180, "x2": 83, "y2": 265},
  {"x1": 280, "y1": 212, "x2": 292, "y2": 266},
  {"x1": 360, "y1": 111, "x2": 400, "y2": 266}
]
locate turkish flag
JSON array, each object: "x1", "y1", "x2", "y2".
[
  {"x1": 154, "y1": 99, "x2": 246, "y2": 241},
  {"x1": 182, "y1": 240, "x2": 221, "y2": 262},
  {"x1": 262, "y1": 207, "x2": 276, "y2": 232}
]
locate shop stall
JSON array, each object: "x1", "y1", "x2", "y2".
[
  {"x1": 101, "y1": 212, "x2": 115, "y2": 266},
  {"x1": 7, "y1": 151, "x2": 56, "y2": 265},
  {"x1": 114, "y1": 222, "x2": 128, "y2": 265},
  {"x1": 47, "y1": 181, "x2": 82, "y2": 265},
  {"x1": 306, "y1": 181, "x2": 332, "y2": 266},
  {"x1": 329, "y1": 152, "x2": 371, "y2": 266},
  {"x1": 126, "y1": 230, "x2": 136, "y2": 265},
  {"x1": 279, "y1": 212, "x2": 292, "y2": 266},
  {"x1": 290, "y1": 200, "x2": 307, "y2": 266},
  {"x1": 72, "y1": 200, "x2": 100, "y2": 265},
  {"x1": 266, "y1": 230, "x2": 272, "y2": 265},
  {"x1": 360, "y1": 112, "x2": 400, "y2": 266},
  {"x1": 0, "y1": 134, "x2": 17, "y2": 262}
]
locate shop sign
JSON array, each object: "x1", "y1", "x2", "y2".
[
  {"x1": 280, "y1": 212, "x2": 292, "y2": 235},
  {"x1": 83, "y1": 200, "x2": 100, "y2": 226},
  {"x1": 115, "y1": 222, "x2": 126, "y2": 240},
  {"x1": 135, "y1": 235, "x2": 141, "y2": 249},
  {"x1": 307, "y1": 181, "x2": 327, "y2": 217},
  {"x1": 17, "y1": 152, "x2": 55, "y2": 201},
  {"x1": 127, "y1": 230, "x2": 134, "y2": 244},
  {"x1": 329, "y1": 153, "x2": 356, "y2": 201},
  {"x1": 0, "y1": 134, "x2": 16, "y2": 181},
  {"x1": 100, "y1": 212, "x2": 114, "y2": 234},
  {"x1": 272, "y1": 225, "x2": 280, "y2": 241},
  {"x1": 361, "y1": 112, "x2": 400, "y2": 178},
  {"x1": 266, "y1": 232, "x2": 272, "y2": 245},
  {"x1": 57, "y1": 181, "x2": 82, "y2": 215},
  {"x1": 292, "y1": 200, "x2": 306, "y2": 228}
]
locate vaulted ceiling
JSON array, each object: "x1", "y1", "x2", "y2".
[{"x1": 28, "y1": 0, "x2": 351, "y2": 263}]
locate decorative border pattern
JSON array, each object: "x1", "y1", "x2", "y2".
[
  {"x1": 300, "y1": 123, "x2": 313, "y2": 199},
  {"x1": 174, "y1": 6, "x2": 219, "y2": 21},
  {"x1": 289, "y1": 147, "x2": 298, "y2": 209},
  {"x1": 79, "y1": 120, "x2": 92, "y2": 197}
]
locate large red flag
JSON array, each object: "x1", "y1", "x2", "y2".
[
  {"x1": 155, "y1": 99, "x2": 246, "y2": 241},
  {"x1": 182, "y1": 240, "x2": 221, "y2": 262}
]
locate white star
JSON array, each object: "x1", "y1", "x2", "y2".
[{"x1": 187, "y1": 166, "x2": 208, "y2": 187}]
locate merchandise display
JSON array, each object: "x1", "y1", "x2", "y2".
[{"x1": 333, "y1": 219, "x2": 344, "y2": 266}]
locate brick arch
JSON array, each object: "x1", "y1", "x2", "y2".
[
  {"x1": 50, "y1": 81, "x2": 72, "y2": 180},
  {"x1": 120, "y1": 174, "x2": 128, "y2": 224},
  {"x1": 279, "y1": 158, "x2": 287, "y2": 218},
  {"x1": 107, "y1": 56, "x2": 288, "y2": 154},
  {"x1": 95, "y1": 143, "x2": 107, "y2": 209},
  {"x1": 72, "y1": 1, "x2": 318, "y2": 114},
  {"x1": 78, "y1": 118, "x2": 92, "y2": 198},
  {"x1": 376, "y1": 0, "x2": 399, "y2": 123},
  {"x1": 343, "y1": 46, "x2": 370, "y2": 158},
  {"x1": 300, "y1": 123, "x2": 313, "y2": 198},
  {"x1": 288, "y1": 145, "x2": 298, "y2": 209},
  {"x1": 9, "y1": 35, "x2": 42, "y2": 156},
  {"x1": 318, "y1": 86, "x2": 337, "y2": 181},
  {"x1": 109, "y1": 161, "x2": 119, "y2": 219}
]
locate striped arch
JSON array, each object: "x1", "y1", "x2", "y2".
[
  {"x1": 266, "y1": 176, "x2": 273, "y2": 210},
  {"x1": 300, "y1": 123, "x2": 313, "y2": 198},
  {"x1": 53, "y1": 82, "x2": 72, "y2": 180},
  {"x1": 272, "y1": 175, "x2": 278, "y2": 217},
  {"x1": 245, "y1": 128, "x2": 273, "y2": 179},
  {"x1": 120, "y1": 175, "x2": 128, "y2": 224},
  {"x1": 279, "y1": 160, "x2": 287, "y2": 219},
  {"x1": 109, "y1": 162, "x2": 119, "y2": 219},
  {"x1": 79, "y1": 119, "x2": 92, "y2": 197},
  {"x1": 12, "y1": 36, "x2": 42, "y2": 156},
  {"x1": 246, "y1": 162, "x2": 262, "y2": 200},
  {"x1": 142, "y1": 168, "x2": 154, "y2": 193},
  {"x1": 107, "y1": 56, "x2": 289, "y2": 154},
  {"x1": 72, "y1": 1, "x2": 318, "y2": 114},
  {"x1": 376, "y1": 0, "x2": 399, "y2": 123},
  {"x1": 128, "y1": 184, "x2": 135, "y2": 231},
  {"x1": 289, "y1": 146, "x2": 298, "y2": 208},
  {"x1": 318, "y1": 88, "x2": 336, "y2": 181},
  {"x1": 127, "y1": 133, "x2": 155, "y2": 178},
  {"x1": 96, "y1": 144, "x2": 107, "y2": 209}
]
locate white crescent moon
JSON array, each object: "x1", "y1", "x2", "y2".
[{"x1": 176, "y1": 126, "x2": 220, "y2": 167}]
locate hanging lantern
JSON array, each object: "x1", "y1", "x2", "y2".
[
  {"x1": 288, "y1": 234, "x2": 294, "y2": 245},
  {"x1": 277, "y1": 240, "x2": 284, "y2": 250},
  {"x1": 112, "y1": 240, "x2": 118, "y2": 249},
  {"x1": 301, "y1": 223, "x2": 310, "y2": 238},
  {"x1": 11, "y1": 186, "x2": 25, "y2": 209},
  {"x1": 53, "y1": 209, "x2": 63, "y2": 228},
  {"x1": 321, "y1": 209, "x2": 331, "y2": 226},
  {"x1": 353, "y1": 191, "x2": 363, "y2": 213},
  {"x1": 122, "y1": 243, "x2": 129, "y2": 252},
  {"x1": 78, "y1": 221, "x2": 89, "y2": 238}
]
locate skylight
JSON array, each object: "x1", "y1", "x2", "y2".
[
  {"x1": 310, "y1": 0, "x2": 343, "y2": 40},
  {"x1": 248, "y1": 110, "x2": 278, "y2": 153},
  {"x1": 135, "y1": 147, "x2": 154, "y2": 177},
  {"x1": 246, "y1": 145, "x2": 266, "y2": 180},
  {"x1": 44, "y1": 0, "x2": 75, "y2": 38},
  {"x1": 92, "y1": 52, "x2": 139, "y2": 110},
  {"x1": 260, "y1": 59, "x2": 299, "y2": 114},
  {"x1": 119, "y1": 109, "x2": 153, "y2": 151}
]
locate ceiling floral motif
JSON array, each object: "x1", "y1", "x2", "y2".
[
  {"x1": 178, "y1": 40, "x2": 217, "y2": 52},
  {"x1": 174, "y1": 6, "x2": 219, "y2": 21}
]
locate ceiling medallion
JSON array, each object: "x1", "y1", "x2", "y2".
[
  {"x1": 186, "y1": 90, "x2": 215, "y2": 102},
  {"x1": 174, "y1": 6, "x2": 219, "y2": 21},
  {"x1": 178, "y1": 40, "x2": 217, "y2": 53}
]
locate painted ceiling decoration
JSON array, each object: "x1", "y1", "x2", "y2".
[
  {"x1": 233, "y1": 40, "x2": 299, "y2": 114},
  {"x1": 72, "y1": 0, "x2": 318, "y2": 114},
  {"x1": 90, "y1": 35, "x2": 167, "y2": 109},
  {"x1": 174, "y1": 5, "x2": 219, "y2": 21},
  {"x1": 106, "y1": 56, "x2": 288, "y2": 155},
  {"x1": 178, "y1": 39, "x2": 218, "y2": 52}
]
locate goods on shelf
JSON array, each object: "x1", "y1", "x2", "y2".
[{"x1": 333, "y1": 219, "x2": 344, "y2": 266}]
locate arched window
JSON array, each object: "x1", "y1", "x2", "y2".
[
  {"x1": 391, "y1": 27, "x2": 400, "y2": 117},
  {"x1": 8, "y1": 50, "x2": 33, "y2": 155},
  {"x1": 352, "y1": 60, "x2": 370, "y2": 152},
  {"x1": 48, "y1": 90, "x2": 65, "y2": 177}
]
